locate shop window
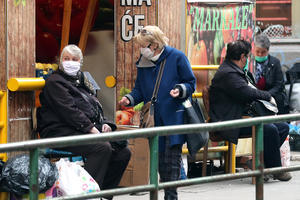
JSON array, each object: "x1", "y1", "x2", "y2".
[{"x1": 256, "y1": 0, "x2": 300, "y2": 38}]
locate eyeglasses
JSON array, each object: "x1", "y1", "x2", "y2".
[{"x1": 139, "y1": 29, "x2": 152, "y2": 36}]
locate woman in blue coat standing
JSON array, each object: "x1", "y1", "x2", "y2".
[{"x1": 119, "y1": 25, "x2": 196, "y2": 200}]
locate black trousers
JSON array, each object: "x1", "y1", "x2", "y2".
[
  {"x1": 58, "y1": 141, "x2": 131, "y2": 190},
  {"x1": 240, "y1": 122, "x2": 289, "y2": 168},
  {"x1": 159, "y1": 138, "x2": 182, "y2": 200}
]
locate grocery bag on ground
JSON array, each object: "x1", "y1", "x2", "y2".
[
  {"x1": 55, "y1": 159, "x2": 100, "y2": 197},
  {"x1": 0, "y1": 154, "x2": 58, "y2": 196},
  {"x1": 280, "y1": 136, "x2": 290, "y2": 167}
]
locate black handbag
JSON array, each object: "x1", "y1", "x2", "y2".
[
  {"x1": 247, "y1": 100, "x2": 278, "y2": 117},
  {"x1": 183, "y1": 98, "x2": 209, "y2": 158}
]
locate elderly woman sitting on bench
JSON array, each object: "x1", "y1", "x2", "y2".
[{"x1": 37, "y1": 44, "x2": 131, "y2": 199}]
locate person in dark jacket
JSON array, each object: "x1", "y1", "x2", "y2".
[
  {"x1": 37, "y1": 44, "x2": 131, "y2": 198},
  {"x1": 119, "y1": 25, "x2": 196, "y2": 200},
  {"x1": 209, "y1": 40, "x2": 291, "y2": 181},
  {"x1": 254, "y1": 33, "x2": 289, "y2": 114}
]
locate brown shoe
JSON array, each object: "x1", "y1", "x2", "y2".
[{"x1": 273, "y1": 172, "x2": 292, "y2": 181}]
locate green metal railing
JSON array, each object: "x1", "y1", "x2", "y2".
[{"x1": 1, "y1": 114, "x2": 300, "y2": 200}]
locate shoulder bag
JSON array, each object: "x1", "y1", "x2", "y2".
[
  {"x1": 183, "y1": 98, "x2": 209, "y2": 158},
  {"x1": 139, "y1": 59, "x2": 166, "y2": 128}
]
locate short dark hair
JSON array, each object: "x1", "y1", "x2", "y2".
[
  {"x1": 254, "y1": 34, "x2": 270, "y2": 50},
  {"x1": 225, "y1": 40, "x2": 251, "y2": 61}
]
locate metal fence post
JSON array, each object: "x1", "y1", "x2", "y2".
[
  {"x1": 255, "y1": 123, "x2": 264, "y2": 200},
  {"x1": 29, "y1": 148, "x2": 39, "y2": 200},
  {"x1": 149, "y1": 135, "x2": 159, "y2": 200}
]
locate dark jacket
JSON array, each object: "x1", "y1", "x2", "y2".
[
  {"x1": 37, "y1": 70, "x2": 115, "y2": 138},
  {"x1": 125, "y1": 46, "x2": 196, "y2": 151},
  {"x1": 209, "y1": 60, "x2": 271, "y2": 144},
  {"x1": 257, "y1": 55, "x2": 289, "y2": 114}
]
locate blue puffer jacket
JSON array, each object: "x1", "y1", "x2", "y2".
[{"x1": 126, "y1": 46, "x2": 196, "y2": 151}]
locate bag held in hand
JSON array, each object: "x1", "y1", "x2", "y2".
[
  {"x1": 139, "y1": 59, "x2": 166, "y2": 128},
  {"x1": 183, "y1": 98, "x2": 209, "y2": 158}
]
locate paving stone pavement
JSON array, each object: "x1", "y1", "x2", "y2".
[{"x1": 114, "y1": 151, "x2": 300, "y2": 200}]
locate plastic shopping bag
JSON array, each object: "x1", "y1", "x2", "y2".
[
  {"x1": 280, "y1": 136, "x2": 291, "y2": 167},
  {"x1": 55, "y1": 159, "x2": 100, "y2": 197}
]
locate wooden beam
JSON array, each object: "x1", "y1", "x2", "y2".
[
  {"x1": 78, "y1": 0, "x2": 98, "y2": 54},
  {"x1": 60, "y1": 0, "x2": 72, "y2": 53}
]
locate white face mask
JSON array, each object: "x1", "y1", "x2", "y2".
[
  {"x1": 62, "y1": 61, "x2": 81, "y2": 77},
  {"x1": 151, "y1": 48, "x2": 164, "y2": 61},
  {"x1": 140, "y1": 47, "x2": 154, "y2": 60}
]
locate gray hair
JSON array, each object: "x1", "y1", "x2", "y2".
[
  {"x1": 254, "y1": 34, "x2": 271, "y2": 50},
  {"x1": 59, "y1": 44, "x2": 83, "y2": 67}
]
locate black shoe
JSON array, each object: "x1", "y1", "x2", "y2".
[{"x1": 273, "y1": 172, "x2": 292, "y2": 181}]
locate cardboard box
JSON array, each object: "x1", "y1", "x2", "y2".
[{"x1": 117, "y1": 126, "x2": 150, "y2": 187}]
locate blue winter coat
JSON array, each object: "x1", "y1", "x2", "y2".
[{"x1": 126, "y1": 46, "x2": 196, "y2": 151}]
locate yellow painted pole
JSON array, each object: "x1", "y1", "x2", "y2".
[
  {"x1": 192, "y1": 92, "x2": 202, "y2": 98},
  {"x1": 0, "y1": 91, "x2": 7, "y2": 161},
  {"x1": 192, "y1": 65, "x2": 219, "y2": 70},
  {"x1": 182, "y1": 146, "x2": 229, "y2": 155},
  {"x1": 7, "y1": 78, "x2": 45, "y2": 91}
]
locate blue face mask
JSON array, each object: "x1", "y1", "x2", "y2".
[
  {"x1": 243, "y1": 59, "x2": 249, "y2": 72},
  {"x1": 255, "y1": 55, "x2": 268, "y2": 63}
]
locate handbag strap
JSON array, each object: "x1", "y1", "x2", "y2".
[{"x1": 151, "y1": 59, "x2": 166, "y2": 103}]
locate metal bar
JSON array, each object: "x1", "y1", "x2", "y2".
[
  {"x1": 0, "y1": 91, "x2": 7, "y2": 161},
  {"x1": 1, "y1": 114, "x2": 300, "y2": 153},
  {"x1": 50, "y1": 164, "x2": 300, "y2": 199},
  {"x1": 255, "y1": 124, "x2": 264, "y2": 200},
  {"x1": 7, "y1": 78, "x2": 45, "y2": 91},
  {"x1": 191, "y1": 65, "x2": 219, "y2": 70},
  {"x1": 182, "y1": 146, "x2": 228, "y2": 154},
  {"x1": 157, "y1": 164, "x2": 300, "y2": 190},
  {"x1": 149, "y1": 136, "x2": 159, "y2": 200},
  {"x1": 52, "y1": 185, "x2": 156, "y2": 200},
  {"x1": 192, "y1": 92, "x2": 202, "y2": 98},
  {"x1": 0, "y1": 114, "x2": 300, "y2": 199},
  {"x1": 159, "y1": 170, "x2": 261, "y2": 189},
  {"x1": 29, "y1": 148, "x2": 39, "y2": 200}
]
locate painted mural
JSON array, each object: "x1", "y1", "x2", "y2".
[{"x1": 186, "y1": 2, "x2": 255, "y2": 92}]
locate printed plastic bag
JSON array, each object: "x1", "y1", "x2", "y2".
[
  {"x1": 0, "y1": 154, "x2": 58, "y2": 196},
  {"x1": 55, "y1": 159, "x2": 100, "y2": 197},
  {"x1": 280, "y1": 136, "x2": 290, "y2": 167}
]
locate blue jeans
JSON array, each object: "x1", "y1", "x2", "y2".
[{"x1": 240, "y1": 122, "x2": 289, "y2": 168}]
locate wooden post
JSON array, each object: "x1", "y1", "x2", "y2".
[
  {"x1": 78, "y1": 0, "x2": 98, "y2": 54},
  {"x1": 60, "y1": 0, "x2": 73, "y2": 53}
]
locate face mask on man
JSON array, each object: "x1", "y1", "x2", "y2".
[
  {"x1": 140, "y1": 47, "x2": 154, "y2": 60},
  {"x1": 62, "y1": 61, "x2": 81, "y2": 77},
  {"x1": 243, "y1": 58, "x2": 249, "y2": 72},
  {"x1": 255, "y1": 55, "x2": 268, "y2": 63}
]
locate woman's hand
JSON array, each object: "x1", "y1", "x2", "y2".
[
  {"x1": 90, "y1": 126, "x2": 100, "y2": 134},
  {"x1": 170, "y1": 88, "x2": 180, "y2": 98},
  {"x1": 102, "y1": 124, "x2": 112, "y2": 133},
  {"x1": 119, "y1": 96, "x2": 130, "y2": 106}
]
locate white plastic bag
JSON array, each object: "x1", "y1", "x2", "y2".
[
  {"x1": 280, "y1": 136, "x2": 290, "y2": 167},
  {"x1": 55, "y1": 159, "x2": 100, "y2": 197}
]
